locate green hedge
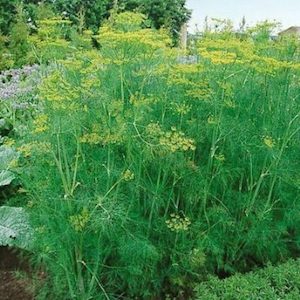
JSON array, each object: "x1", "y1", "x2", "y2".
[{"x1": 195, "y1": 260, "x2": 300, "y2": 299}]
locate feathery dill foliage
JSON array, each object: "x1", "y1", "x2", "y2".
[{"x1": 16, "y1": 13, "x2": 300, "y2": 299}]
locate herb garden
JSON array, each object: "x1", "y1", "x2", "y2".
[{"x1": 1, "y1": 2, "x2": 300, "y2": 299}]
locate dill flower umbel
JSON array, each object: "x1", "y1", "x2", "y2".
[
  {"x1": 166, "y1": 214, "x2": 191, "y2": 232},
  {"x1": 17, "y1": 143, "x2": 33, "y2": 157},
  {"x1": 263, "y1": 136, "x2": 276, "y2": 149},
  {"x1": 17, "y1": 142, "x2": 51, "y2": 157},
  {"x1": 79, "y1": 133, "x2": 102, "y2": 145},
  {"x1": 214, "y1": 153, "x2": 226, "y2": 163},
  {"x1": 122, "y1": 169, "x2": 135, "y2": 181},
  {"x1": 159, "y1": 127, "x2": 196, "y2": 153},
  {"x1": 69, "y1": 208, "x2": 90, "y2": 232},
  {"x1": 172, "y1": 103, "x2": 191, "y2": 115},
  {"x1": 33, "y1": 114, "x2": 49, "y2": 133},
  {"x1": 146, "y1": 123, "x2": 163, "y2": 137},
  {"x1": 3, "y1": 138, "x2": 15, "y2": 147},
  {"x1": 145, "y1": 124, "x2": 196, "y2": 153},
  {"x1": 200, "y1": 49, "x2": 237, "y2": 65},
  {"x1": 207, "y1": 116, "x2": 218, "y2": 125}
]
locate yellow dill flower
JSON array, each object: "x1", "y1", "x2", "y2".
[
  {"x1": 215, "y1": 153, "x2": 226, "y2": 162},
  {"x1": 166, "y1": 214, "x2": 191, "y2": 232},
  {"x1": 197, "y1": 37, "x2": 255, "y2": 64},
  {"x1": 167, "y1": 75, "x2": 192, "y2": 86},
  {"x1": 107, "y1": 100, "x2": 123, "y2": 117},
  {"x1": 38, "y1": 17, "x2": 72, "y2": 26},
  {"x1": 172, "y1": 103, "x2": 191, "y2": 115},
  {"x1": 33, "y1": 114, "x2": 49, "y2": 133},
  {"x1": 79, "y1": 133, "x2": 102, "y2": 145},
  {"x1": 3, "y1": 138, "x2": 15, "y2": 147},
  {"x1": 207, "y1": 116, "x2": 218, "y2": 125},
  {"x1": 69, "y1": 208, "x2": 90, "y2": 232},
  {"x1": 201, "y1": 49, "x2": 237, "y2": 65},
  {"x1": 159, "y1": 128, "x2": 196, "y2": 153},
  {"x1": 129, "y1": 93, "x2": 156, "y2": 107},
  {"x1": 81, "y1": 76, "x2": 101, "y2": 91},
  {"x1": 102, "y1": 133, "x2": 123, "y2": 145},
  {"x1": 185, "y1": 81, "x2": 212, "y2": 100},
  {"x1": 172, "y1": 64, "x2": 202, "y2": 75},
  {"x1": 186, "y1": 88, "x2": 211, "y2": 100},
  {"x1": 146, "y1": 124, "x2": 196, "y2": 153},
  {"x1": 83, "y1": 29, "x2": 93, "y2": 37},
  {"x1": 122, "y1": 169, "x2": 135, "y2": 181},
  {"x1": 96, "y1": 12, "x2": 172, "y2": 64},
  {"x1": 224, "y1": 99, "x2": 236, "y2": 108},
  {"x1": 38, "y1": 69, "x2": 83, "y2": 111},
  {"x1": 17, "y1": 142, "x2": 51, "y2": 157},
  {"x1": 8, "y1": 159, "x2": 18, "y2": 169},
  {"x1": 59, "y1": 59, "x2": 83, "y2": 71},
  {"x1": 263, "y1": 136, "x2": 276, "y2": 148},
  {"x1": 146, "y1": 123, "x2": 163, "y2": 138},
  {"x1": 35, "y1": 142, "x2": 52, "y2": 154},
  {"x1": 17, "y1": 143, "x2": 34, "y2": 158}
]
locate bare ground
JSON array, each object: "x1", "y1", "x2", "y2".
[{"x1": 0, "y1": 247, "x2": 33, "y2": 300}]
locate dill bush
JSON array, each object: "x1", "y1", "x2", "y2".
[{"x1": 16, "y1": 13, "x2": 300, "y2": 299}]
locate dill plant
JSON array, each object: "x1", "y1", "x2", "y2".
[{"x1": 17, "y1": 14, "x2": 300, "y2": 299}]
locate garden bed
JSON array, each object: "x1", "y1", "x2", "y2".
[{"x1": 0, "y1": 247, "x2": 33, "y2": 300}]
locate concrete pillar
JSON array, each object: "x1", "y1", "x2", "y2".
[{"x1": 180, "y1": 23, "x2": 188, "y2": 50}]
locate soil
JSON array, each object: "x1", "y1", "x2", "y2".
[{"x1": 0, "y1": 247, "x2": 34, "y2": 300}]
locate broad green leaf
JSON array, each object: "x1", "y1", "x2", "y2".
[
  {"x1": 0, "y1": 206, "x2": 33, "y2": 250},
  {"x1": 0, "y1": 170, "x2": 15, "y2": 186},
  {"x1": 0, "y1": 146, "x2": 18, "y2": 170},
  {"x1": 0, "y1": 146, "x2": 19, "y2": 187}
]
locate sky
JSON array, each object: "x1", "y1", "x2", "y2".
[{"x1": 186, "y1": 0, "x2": 300, "y2": 33}]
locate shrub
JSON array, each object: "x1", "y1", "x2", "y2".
[{"x1": 195, "y1": 259, "x2": 300, "y2": 299}]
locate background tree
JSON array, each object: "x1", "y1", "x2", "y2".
[
  {"x1": 118, "y1": 0, "x2": 191, "y2": 44},
  {"x1": 43, "y1": 0, "x2": 112, "y2": 32},
  {"x1": 0, "y1": 0, "x2": 191, "y2": 44},
  {"x1": 9, "y1": 3, "x2": 30, "y2": 67},
  {"x1": 0, "y1": 0, "x2": 18, "y2": 35},
  {"x1": 29, "y1": 0, "x2": 191, "y2": 43}
]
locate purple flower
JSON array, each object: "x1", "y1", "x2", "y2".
[{"x1": 0, "y1": 65, "x2": 40, "y2": 101}]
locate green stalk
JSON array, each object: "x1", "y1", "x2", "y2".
[
  {"x1": 71, "y1": 137, "x2": 80, "y2": 195},
  {"x1": 147, "y1": 165, "x2": 162, "y2": 236},
  {"x1": 81, "y1": 260, "x2": 110, "y2": 300},
  {"x1": 120, "y1": 65, "x2": 125, "y2": 105},
  {"x1": 76, "y1": 235, "x2": 85, "y2": 298}
]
